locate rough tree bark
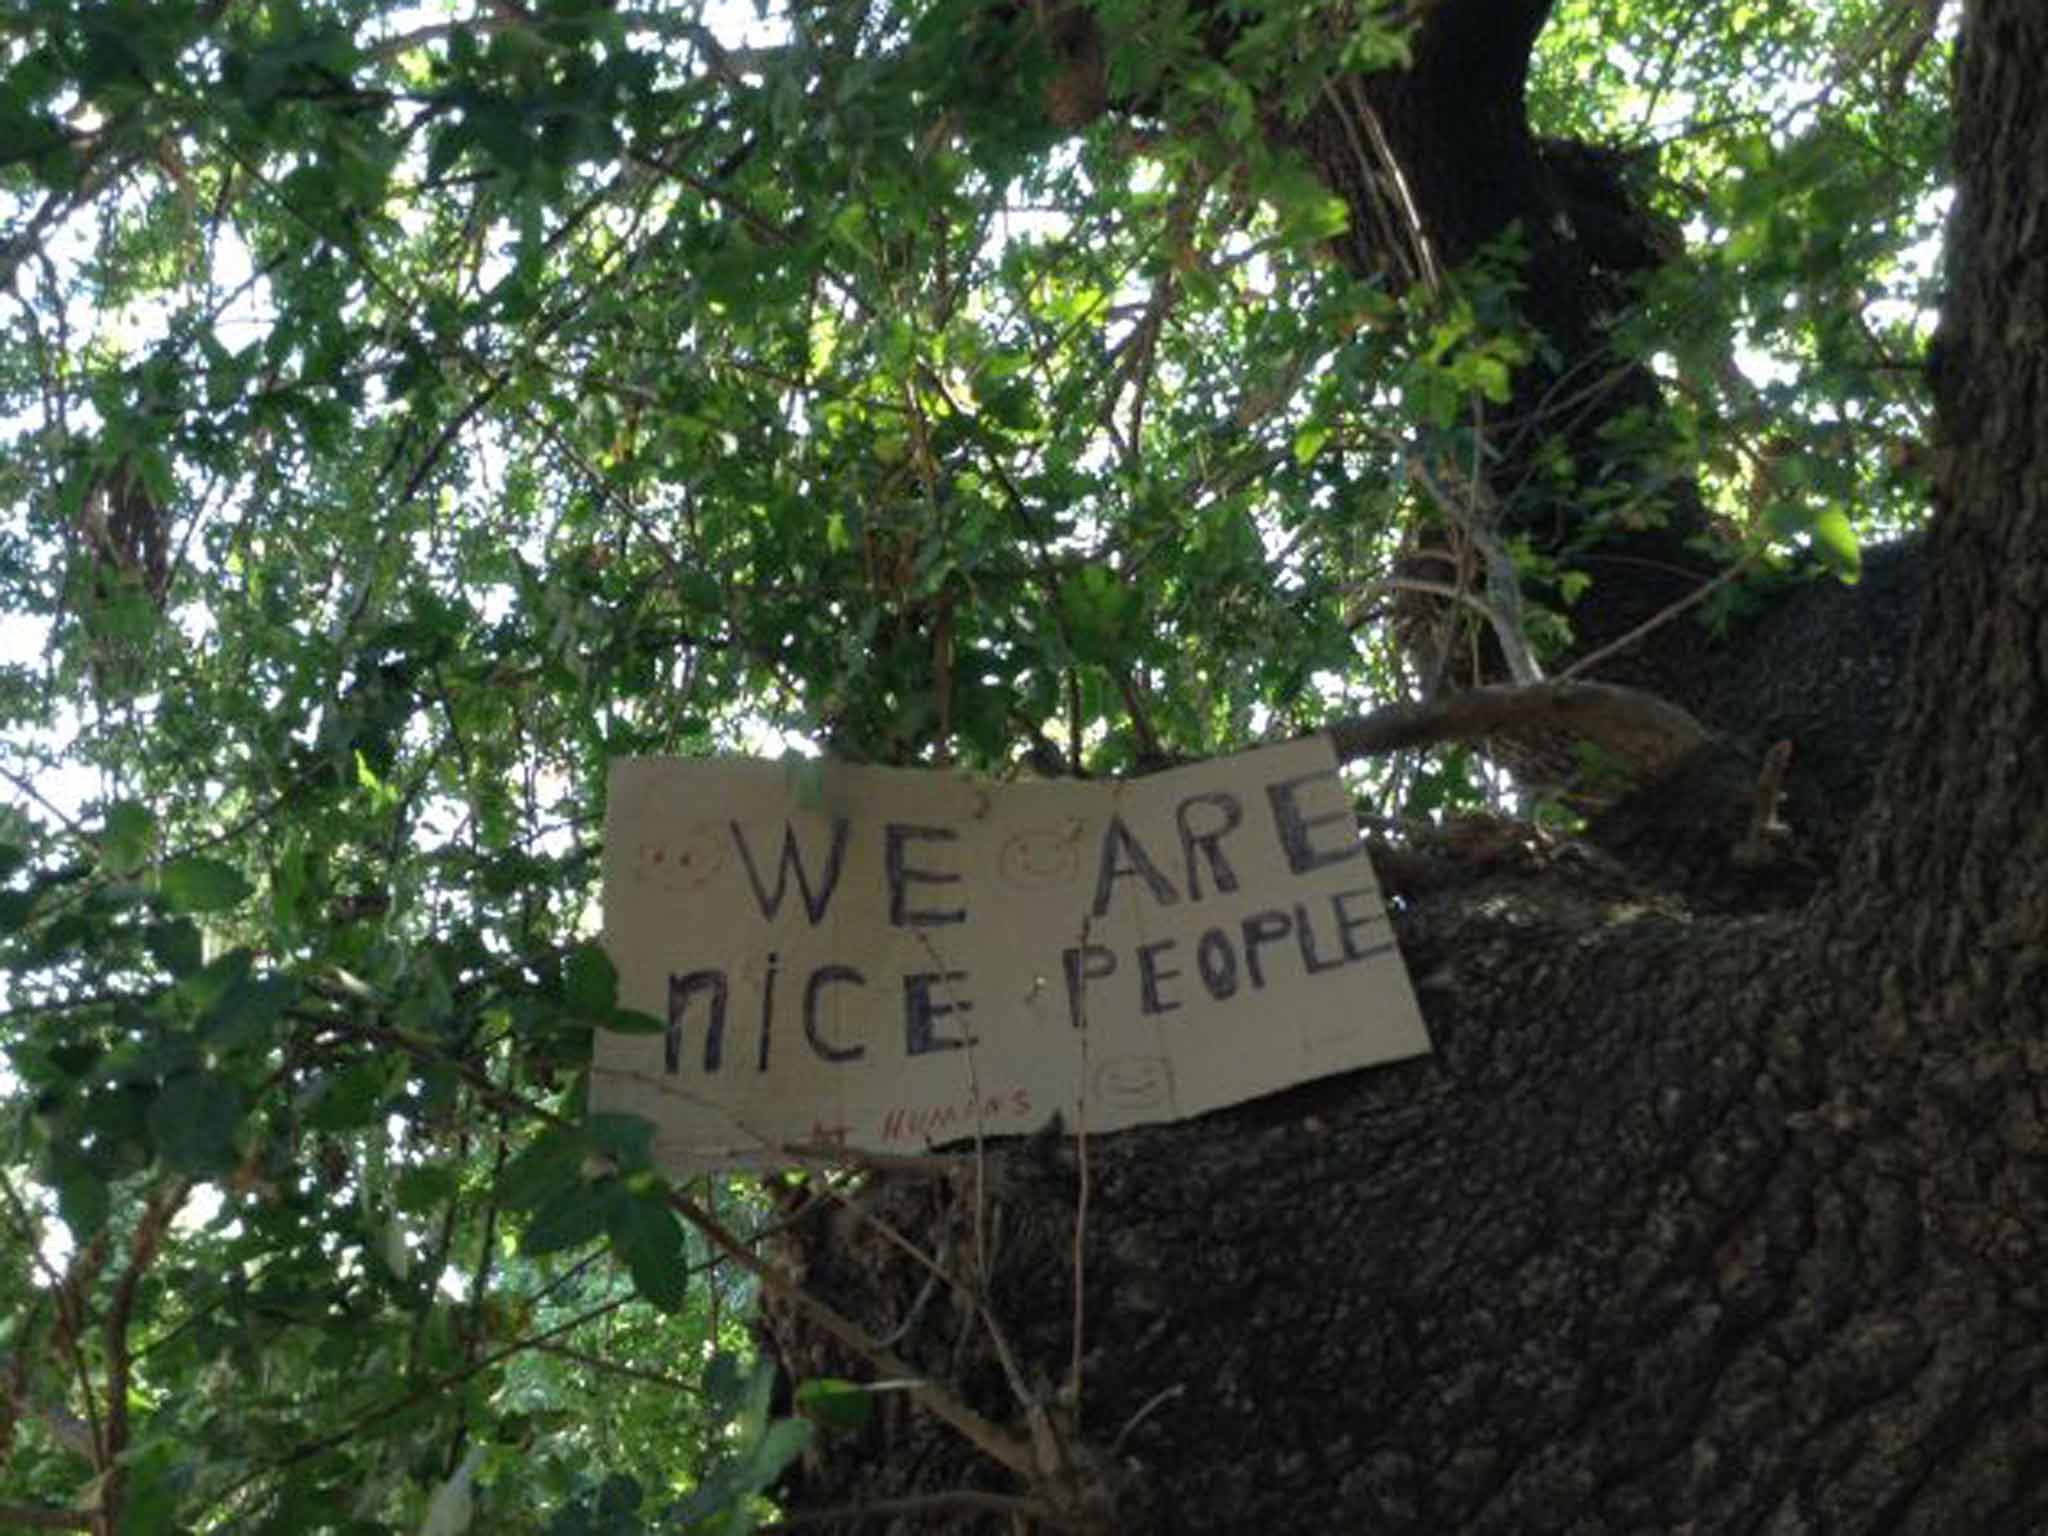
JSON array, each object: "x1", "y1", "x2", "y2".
[{"x1": 760, "y1": 0, "x2": 2045, "y2": 1530}]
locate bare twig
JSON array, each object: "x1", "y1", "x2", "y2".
[
  {"x1": 526, "y1": 1340, "x2": 707, "y2": 1395},
  {"x1": 1111, "y1": 1382, "x2": 1187, "y2": 1454},
  {"x1": 200, "y1": 1292, "x2": 640, "y2": 1519},
  {"x1": 1406, "y1": 455, "x2": 1545, "y2": 687},
  {"x1": 1557, "y1": 550, "x2": 1760, "y2": 682},
  {"x1": 773, "y1": 1142, "x2": 968, "y2": 1175},
  {"x1": 666, "y1": 1188, "x2": 1039, "y2": 1483},
  {"x1": 0, "y1": 1170, "x2": 105, "y2": 1479},
  {"x1": 0, "y1": 757, "x2": 89, "y2": 839},
  {"x1": 1346, "y1": 574, "x2": 1516, "y2": 631},
  {"x1": 1734, "y1": 738, "x2": 1796, "y2": 867}
]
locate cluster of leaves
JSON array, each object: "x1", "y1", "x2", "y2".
[
  {"x1": 0, "y1": 0, "x2": 1949, "y2": 1529},
  {"x1": 1532, "y1": 0, "x2": 1950, "y2": 581}
]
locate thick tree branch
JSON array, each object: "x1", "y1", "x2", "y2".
[{"x1": 1325, "y1": 679, "x2": 1711, "y2": 780}]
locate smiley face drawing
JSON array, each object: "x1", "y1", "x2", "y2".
[
  {"x1": 1090, "y1": 1056, "x2": 1172, "y2": 1111},
  {"x1": 998, "y1": 821, "x2": 1085, "y2": 889},
  {"x1": 636, "y1": 822, "x2": 727, "y2": 893}
]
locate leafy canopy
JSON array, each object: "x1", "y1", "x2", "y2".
[{"x1": 0, "y1": 0, "x2": 1946, "y2": 1530}]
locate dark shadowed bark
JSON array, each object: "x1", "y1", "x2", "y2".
[{"x1": 762, "y1": 1, "x2": 2048, "y2": 1529}]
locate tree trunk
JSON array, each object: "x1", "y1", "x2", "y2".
[{"x1": 761, "y1": 0, "x2": 2048, "y2": 1530}]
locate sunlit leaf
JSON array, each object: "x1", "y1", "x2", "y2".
[{"x1": 794, "y1": 1377, "x2": 876, "y2": 1433}]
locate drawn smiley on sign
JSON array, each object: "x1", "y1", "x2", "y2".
[
  {"x1": 998, "y1": 820, "x2": 1086, "y2": 888},
  {"x1": 636, "y1": 823, "x2": 727, "y2": 892},
  {"x1": 1090, "y1": 1056, "x2": 1172, "y2": 1111}
]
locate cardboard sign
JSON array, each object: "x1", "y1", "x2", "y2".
[{"x1": 592, "y1": 737, "x2": 1430, "y2": 1171}]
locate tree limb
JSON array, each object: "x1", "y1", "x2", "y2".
[{"x1": 1325, "y1": 680, "x2": 1711, "y2": 780}]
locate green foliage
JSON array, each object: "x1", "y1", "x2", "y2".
[
  {"x1": 0, "y1": 0, "x2": 1946, "y2": 1528},
  {"x1": 1533, "y1": 0, "x2": 1945, "y2": 557}
]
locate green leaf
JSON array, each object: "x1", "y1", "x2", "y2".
[
  {"x1": 605, "y1": 1189, "x2": 687, "y2": 1312},
  {"x1": 1058, "y1": 563, "x2": 1138, "y2": 664},
  {"x1": 794, "y1": 1377, "x2": 876, "y2": 1433},
  {"x1": 46, "y1": 1151, "x2": 110, "y2": 1240},
  {"x1": 0, "y1": 888, "x2": 32, "y2": 934},
  {"x1": 145, "y1": 917, "x2": 204, "y2": 977},
  {"x1": 522, "y1": 1178, "x2": 610, "y2": 1256},
  {"x1": 563, "y1": 942, "x2": 618, "y2": 1015},
  {"x1": 601, "y1": 1006, "x2": 667, "y2": 1035},
  {"x1": 1810, "y1": 506, "x2": 1862, "y2": 581},
  {"x1": 204, "y1": 973, "x2": 297, "y2": 1049},
  {"x1": 148, "y1": 1070, "x2": 246, "y2": 1177},
  {"x1": 178, "y1": 947, "x2": 254, "y2": 1014},
  {"x1": 302, "y1": 1059, "x2": 396, "y2": 1132},
  {"x1": 394, "y1": 1163, "x2": 461, "y2": 1214},
  {"x1": 160, "y1": 856, "x2": 252, "y2": 914},
  {"x1": 587, "y1": 1111, "x2": 655, "y2": 1171},
  {"x1": 703, "y1": 1350, "x2": 751, "y2": 1419},
  {"x1": 101, "y1": 800, "x2": 155, "y2": 874},
  {"x1": 497, "y1": 1127, "x2": 588, "y2": 1209},
  {"x1": 113, "y1": 1436, "x2": 187, "y2": 1535},
  {"x1": 740, "y1": 1416, "x2": 815, "y2": 1487}
]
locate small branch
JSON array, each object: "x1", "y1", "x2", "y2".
[
  {"x1": 1071, "y1": 919, "x2": 1093, "y2": 1411},
  {"x1": 1733, "y1": 738, "x2": 1795, "y2": 867},
  {"x1": 98, "y1": 1179, "x2": 190, "y2": 1528},
  {"x1": 1112, "y1": 1382, "x2": 1186, "y2": 1454},
  {"x1": 526, "y1": 1341, "x2": 706, "y2": 1395},
  {"x1": 198, "y1": 1292, "x2": 636, "y2": 1520},
  {"x1": 1347, "y1": 575, "x2": 1511, "y2": 631},
  {"x1": 1115, "y1": 667, "x2": 1162, "y2": 762},
  {"x1": 1406, "y1": 455, "x2": 1544, "y2": 687},
  {"x1": 1750, "y1": 739, "x2": 1792, "y2": 839},
  {"x1": 1557, "y1": 549, "x2": 1759, "y2": 682},
  {"x1": 666, "y1": 1189, "x2": 1039, "y2": 1483},
  {"x1": 0, "y1": 1171, "x2": 105, "y2": 1474},
  {"x1": 0, "y1": 757, "x2": 88, "y2": 839}
]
